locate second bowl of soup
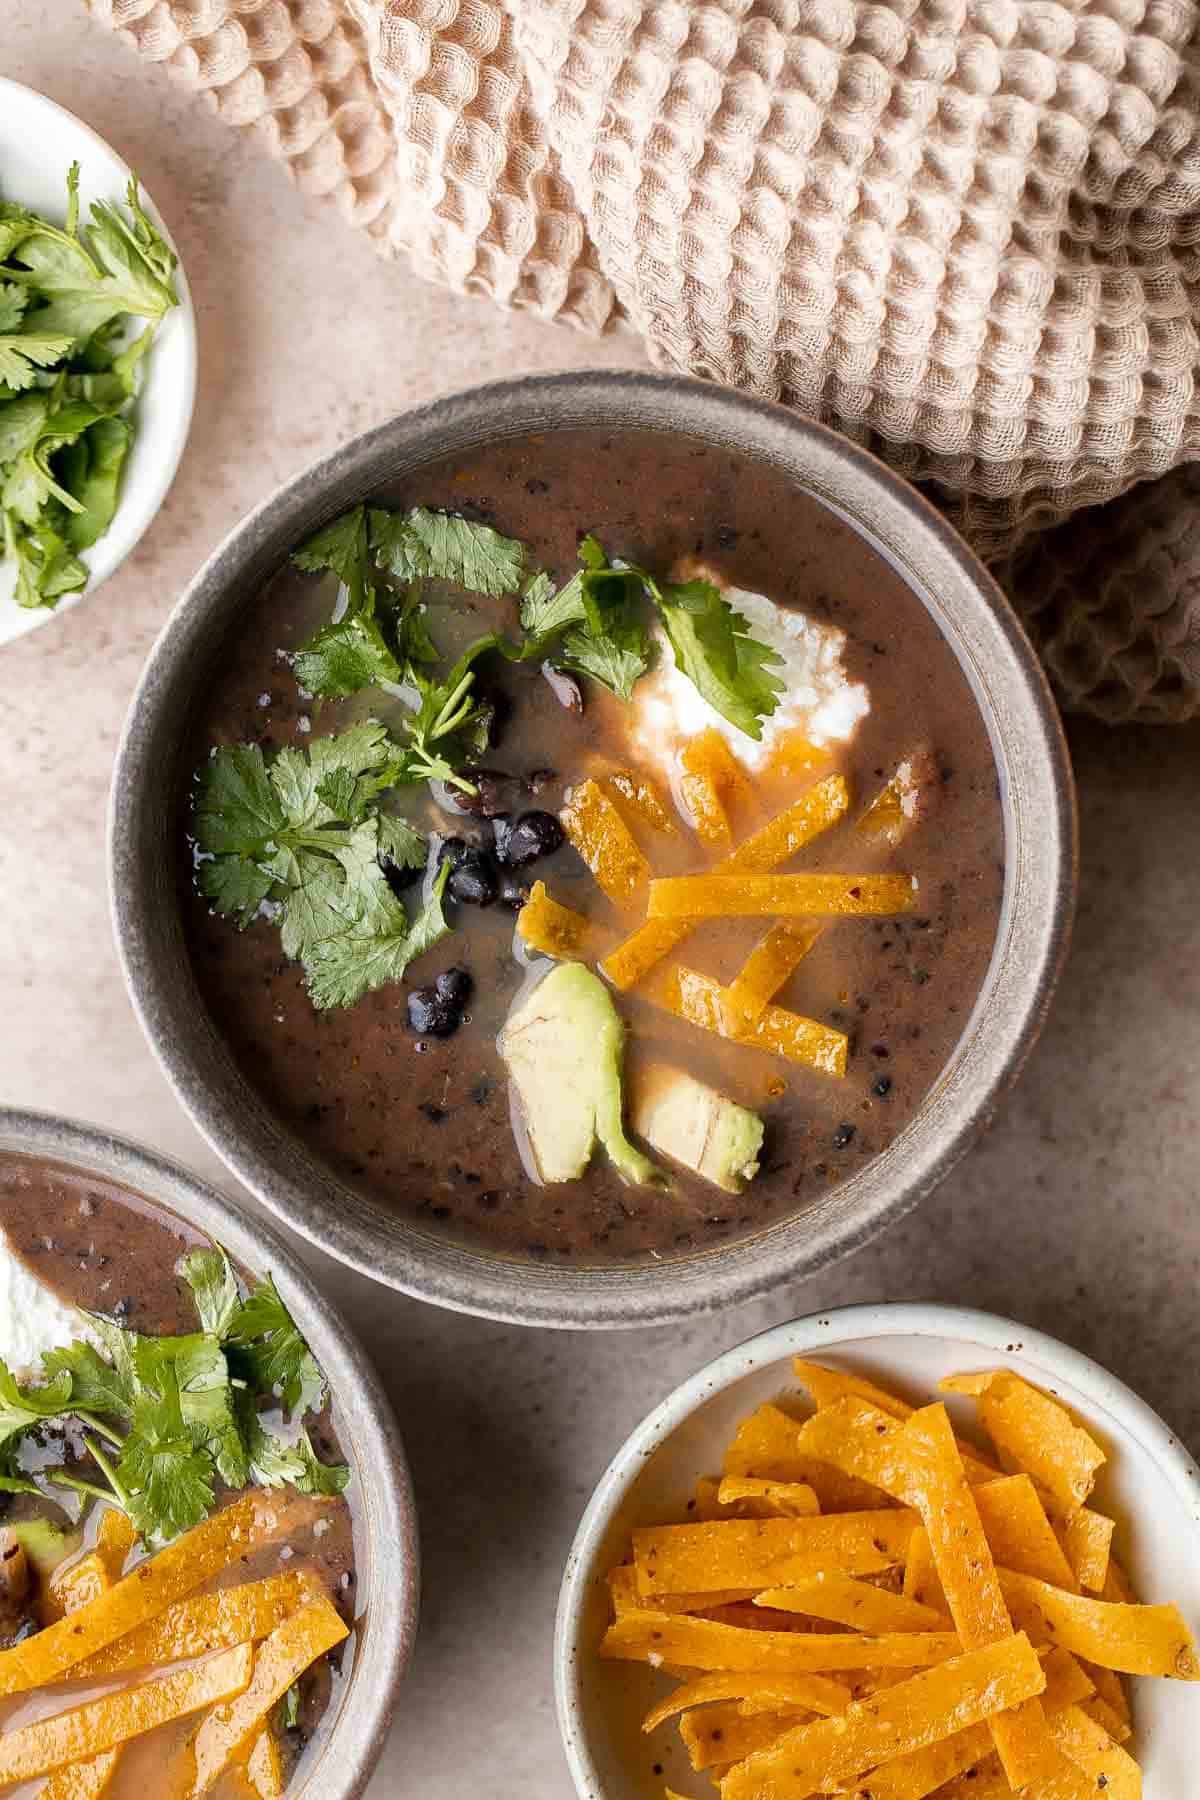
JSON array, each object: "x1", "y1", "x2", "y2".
[{"x1": 110, "y1": 372, "x2": 1074, "y2": 1325}]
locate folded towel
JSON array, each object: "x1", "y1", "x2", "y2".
[{"x1": 89, "y1": 0, "x2": 1200, "y2": 721}]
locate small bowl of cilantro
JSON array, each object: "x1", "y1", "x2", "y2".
[{"x1": 0, "y1": 79, "x2": 196, "y2": 643}]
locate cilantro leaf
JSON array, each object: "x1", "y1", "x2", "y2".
[
  {"x1": 518, "y1": 568, "x2": 586, "y2": 642},
  {"x1": 41, "y1": 1337, "x2": 134, "y2": 1421},
  {"x1": 178, "y1": 1245, "x2": 242, "y2": 1338},
  {"x1": 652, "y1": 575, "x2": 786, "y2": 739},
  {"x1": 0, "y1": 330, "x2": 75, "y2": 393},
  {"x1": 559, "y1": 617, "x2": 653, "y2": 701},
  {"x1": 303, "y1": 859, "x2": 450, "y2": 1010},
  {"x1": 118, "y1": 1380, "x2": 215, "y2": 1545},
  {"x1": 7, "y1": 515, "x2": 88, "y2": 610},
  {"x1": 293, "y1": 611, "x2": 403, "y2": 699},
  {"x1": 226, "y1": 1275, "x2": 326, "y2": 1418},
  {"x1": 131, "y1": 1333, "x2": 247, "y2": 1490},
  {"x1": 0, "y1": 1358, "x2": 74, "y2": 1452},
  {"x1": 0, "y1": 283, "x2": 28, "y2": 333},
  {"x1": 376, "y1": 813, "x2": 426, "y2": 870},
  {"x1": 8, "y1": 172, "x2": 177, "y2": 345},
  {"x1": 57, "y1": 413, "x2": 132, "y2": 550},
  {"x1": 293, "y1": 504, "x2": 370, "y2": 596},
  {"x1": 238, "y1": 1402, "x2": 350, "y2": 1497},
  {"x1": 371, "y1": 505, "x2": 525, "y2": 597}
]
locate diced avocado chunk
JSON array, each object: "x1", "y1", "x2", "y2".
[
  {"x1": 499, "y1": 963, "x2": 660, "y2": 1186},
  {"x1": 8, "y1": 1518, "x2": 76, "y2": 1580},
  {"x1": 631, "y1": 1064, "x2": 763, "y2": 1194}
]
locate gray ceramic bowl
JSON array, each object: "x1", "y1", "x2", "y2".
[
  {"x1": 0, "y1": 1108, "x2": 418, "y2": 1800},
  {"x1": 109, "y1": 371, "x2": 1076, "y2": 1329}
]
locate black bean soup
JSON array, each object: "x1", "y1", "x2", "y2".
[
  {"x1": 181, "y1": 430, "x2": 1005, "y2": 1264},
  {"x1": 0, "y1": 1156, "x2": 357, "y2": 1797}
]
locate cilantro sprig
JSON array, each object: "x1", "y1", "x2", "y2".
[
  {"x1": 0, "y1": 164, "x2": 178, "y2": 609},
  {"x1": 0, "y1": 1247, "x2": 347, "y2": 1547},
  {"x1": 192, "y1": 719, "x2": 450, "y2": 1009}
]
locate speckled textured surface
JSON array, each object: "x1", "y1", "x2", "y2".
[{"x1": 2, "y1": 12, "x2": 1200, "y2": 1798}]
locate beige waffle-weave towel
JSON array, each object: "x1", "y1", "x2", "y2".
[{"x1": 89, "y1": 0, "x2": 1200, "y2": 721}]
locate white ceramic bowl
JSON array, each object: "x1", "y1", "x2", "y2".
[
  {"x1": 555, "y1": 1304, "x2": 1200, "y2": 1799},
  {"x1": 0, "y1": 78, "x2": 197, "y2": 645}
]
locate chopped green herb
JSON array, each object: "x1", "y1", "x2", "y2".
[
  {"x1": 5, "y1": 1256, "x2": 346, "y2": 1546},
  {"x1": 0, "y1": 165, "x2": 177, "y2": 609}
]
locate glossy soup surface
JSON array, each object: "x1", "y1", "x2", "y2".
[
  {"x1": 180, "y1": 429, "x2": 1005, "y2": 1264},
  {"x1": 0, "y1": 1156, "x2": 358, "y2": 1798}
]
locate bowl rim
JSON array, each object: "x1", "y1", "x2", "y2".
[
  {"x1": 0, "y1": 1107, "x2": 418, "y2": 1800},
  {"x1": 108, "y1": 369, "x2": 1077, "y2": 1328},
  {"x1": 0, "y1": 75, "x2": 198, "y2": 648},
  {"x1": 552, "y1": 1300, "x2": 1200, "y2": 1799}
]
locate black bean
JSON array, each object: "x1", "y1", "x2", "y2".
[
  {"x1": 436, "y1": 967, "x2": 473, "y2": 1007},
  {"x1": 526, "y1": 768, "x2": 557, "y2": 793},
  {"x1": 454, "y1": 769, "x2": 516, "y2": 818},
  {"x1": 437, "y1": 837, "x2": 469, "y2": 869},
  {"x1": 447, "y1": 852, "x2": 499, "y2": 906},
  {"x1": 499, "y1": 877, "x2": 529, "y2": 912},
  {"x1": 502, "y1": 810, "x2": 565, "y2": 867},
  {"x1": 873, "y1": 1076, "x2": 893, "y2": 1098},
  {"x1": 832, "y1": 1123, "x2": 856, "y2": 1149},
  {"x1": 407, "y1": 988, "x2": 461, "y2": 1037}
]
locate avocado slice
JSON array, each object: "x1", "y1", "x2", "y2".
[
  {"x1": 8, "y1": 1518, "x2": 76, "y2": 1581},
  {"x1": 499, "y1": 963, "x2": 660, "y2": 1186},
  {"x1": 631, "y1": 1064, "x2": 763, "y2": 1193}
]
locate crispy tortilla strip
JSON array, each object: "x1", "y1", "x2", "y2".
[
  {"x1": 1082, "y1": 1655, "x2": 1131, "y2": 1726},
  {"x1": 41, "y1": 1748, "x2": 122, "y2": 1800},
  {"x1": 681, "y1": 1702, "x2": 809, "y2": 1771},
  {"x1": 647, "y1": 872, "x2": 917, "y2": 919},
  {"x1": 899, "y1": 1404, "x2": 1060, "y2": 1787},
  {"x1": 715, "y1": 1478, "x2": 820, "y2": 1518},
  {"x1": 0, "y1": 1642, "x2": 252, "y2": 1784},
  {"x1": 634, "y1": 1513, "x2": 917, "y2": 1595},
  {"x1": 856, "y1": 759, "x2": 925, "y2": 846},
  {"x1": 929, "y1": 1757, "x2": 1011, "y2": 1800},
  {"x1": 1079, "y1": 1693, "x2": 1133, "y2": 1743},
  {"x1": 608, "y1": 1563, "x2": 755, "y2": 1616},
  {"x1": 246, "y1": 1726, "x2": 286, "y2": 1798},
  {"x1": 902, "y1": 1527, "x2": 945, "y2": 1613},
  {"x1": 515, "y1": 880, "x2": 592, "y2": 959},
  {"x1": 974, "y1": 1477, "x2": 1080, "y2": 1590},
  {"x1": 1055, "y1": 1503, "x2": 1115, "y2": 1593},
  {"x1": 722, "y1": 923, "x2": 822, "y2": 1023},
  {"x1": 833, "y1": 1648, "x2": 1096, "y2": 1800},
  {"x1": 48, "y1": 1551, "x2": 110, "y2": 1621},
  {"x1": 1048, "y1": 1704, "x2": 1142, "y2": 1799},
  {"x1": 722, "y1": 1404, "x2": 889, "y2": 1511},
  {"x1": 942, "y1": 1372, "x2": 1106, "y2": 1510},
  {"x1": 660, "y1": 965, "x2": 848, "y2": 1078},
  {"x1": 793, "y1": 1359, "x2": 914, "y2": 1420},
  {"x1": 602, "y1": 1609, "x2": 959, "y2": 1673},
  {"x1": 643, "y1": 1670, "x2": 850, "y2": 1733},
  {"x1": 0, "y1": 1493, "x2": 260, "y2": 1699},
  {"x1": 94, "y1": 1510, "x2": 137, "y2": 1584},
  {"x1": 71, "y1": 1572, "x2": 311, "y2": 1680},
  {"x1": 679, "y1": 728, "x2": 748, "y2": 847},
  {"x1": 719, "y1": 1633, "x2": 1045, "y2": 1800},
  {"x1": 560, "y1": 779, "x2": 650, "y2": 909},
  {"x1": 754, "y1": 1576, "x2": 949, "y2": 1634},
  {"x1": 601, "y1": 776, "x2": 849, "y2": 989},
  {"x1": 605, "y1": 769, "x2": 676, "y2": 835},
  {"x1": 997, "y1": 1567, "x2": 1199, "y2": 1677},
  {"x1": 796, "y1": 1397, "x2": 1002, "y2": 1506},
  {"x1": 1103, "y1": 1555, "x2": 1138, "y2": 1605},
  {"x1": 193, "y1": 1595, "x2": 349, "y2": 1794}
]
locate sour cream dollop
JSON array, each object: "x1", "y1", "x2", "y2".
[{"x1": 629, "y1": 567, "x2": 870, "y2": 781}]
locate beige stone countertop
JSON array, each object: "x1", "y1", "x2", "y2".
[{"x1": 3, "y1": 10, "x2": 1200, "y2": 1797}]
